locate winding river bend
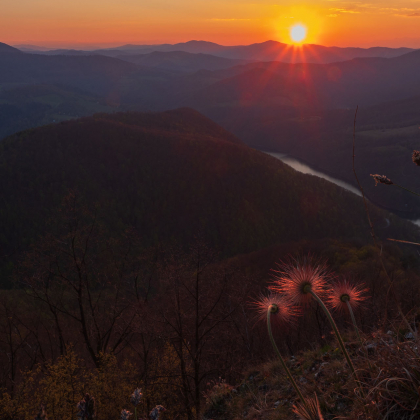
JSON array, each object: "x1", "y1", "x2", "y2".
[
  {"x1": 266, "y1": 152, "x2": 362, "y2": 196},
  {"x1": 265, "y1": 151, "x2": 420, "y2": 228}
]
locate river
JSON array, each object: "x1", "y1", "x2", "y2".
[
  {"x1": 266, "y1": 152, "x2": 362, "y2": 196},
  {"x1": 265, "y1": 151, "x2": 420, "y2": 228}
]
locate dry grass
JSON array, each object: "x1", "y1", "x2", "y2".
[{"x1": 203, "y1": 329, "x2": 419, "y2": 420}]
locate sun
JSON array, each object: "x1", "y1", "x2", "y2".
[{"x1": 290, "y1": 24, "x2": 307, "y2": 43}]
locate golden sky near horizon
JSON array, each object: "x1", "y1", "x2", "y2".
[{"x1": 2, "y1": 0, "x2": 420, "y2": 48}]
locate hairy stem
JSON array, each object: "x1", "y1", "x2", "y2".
[
  {"x1": 345, "y1": 300, "x2": 362, "y2": 344},
  {"x1": 309, "y1": 291, "x2": 364, "y2": 397},
  {"x1": 393, "y1": 183, "x2": 420, "y2": 198},
  {"x1": 267, "y1": 307, "x2": 307, "y2": 408},
  {"x1": 345, "y1": 300, "x2": 373, "y2": 371},
  {"x1": 352, "y1": 106, "x2": 416, "y2": 338}
]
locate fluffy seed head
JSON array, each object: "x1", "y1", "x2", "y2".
[
  {"x1": 120, "y1": 409, "x2": 132, "y2": 420},
  {"x1": 131, "y1": 388, "x2": 142, "y2": 407},
  {"x1": 329, "y1": 280, "x2": 369, "y2": 313},
  {"x1": 270, "y1": 258, "x2": 330, "y2": 306},
  {"x1": 252, "y1": 293, "x2": 300, "y2": 330},
  {"x1": 34, "y1": 404, "x2": 48, "y2": 420},
  {"x1": 412, "y1": 150, "x2": 420, "y2": 166},
  {"x1": 371, "y1": 174, "x2": 393, "y2": 186},
  {"x1": 149, "y1": 405, "x2": 166, "y2": 420},
  {"x1": 77, "y1": 394, "x2": 95, "y2": 420}
]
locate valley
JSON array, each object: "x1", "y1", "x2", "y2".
[{"x1": 1, "y1": 36, "x2": 420, "y2": 420}]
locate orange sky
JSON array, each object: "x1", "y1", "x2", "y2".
[{"x1": 2, "y1": 0, "x2": 420, "y2": 48}]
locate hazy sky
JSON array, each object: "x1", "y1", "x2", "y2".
[{"x1": 2, "y1": 0, "x2": 420, "y2": 48}]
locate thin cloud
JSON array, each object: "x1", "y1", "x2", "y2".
[
  {"x1": 393, "y1": 10, "x2": 420, "y2": 17},
  {"x1": 379, "y1": 7, "x2": 401, "y2": 12},
  {"x1": 329, "y1": 7, "x2": 361, "y2": 13},
  {"x1": 209, "y1": 18, "x2": 251, "y2": 21}
]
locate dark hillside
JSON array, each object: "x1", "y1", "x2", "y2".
[
  {"x1": 0, "y1": 42, "x2": 21, "y2": 54},
  {"x1": 0, "y1": 110, "x2": 417, "y2": 289},
  {"x1": 95, "y1": 108, "x2": 243, "y2": 144}
]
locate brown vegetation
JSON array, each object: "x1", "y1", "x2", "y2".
[{"x1": 1, "y1": 192, "x2": 419, "y2": 419}]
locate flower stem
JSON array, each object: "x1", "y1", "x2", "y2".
[
  {"x1": 309, "y1": 291, "x2": 364, "y2": 397},
  {"x1": 135, "y1": 407, "x2": 137, "y2": 420},
  {"x1": 267, "y1": 307, "x2": 308, "y2": 408},
  {"x1": 345, "y1": 301, "x2": 373, "y2": 371},
  {"x1": 393, "y1": 183, "x2": 420, "y2": 198},
  {"x1": 345, "y1": 300, "x2": 362, "y2": 344}
]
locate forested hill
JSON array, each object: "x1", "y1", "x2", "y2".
[
  {"x1": 0, "y1": 109, "x2": 418, "y2": 286},
  {"x1": 92, "y1": 108, "x2": 243, "y2": 144}
]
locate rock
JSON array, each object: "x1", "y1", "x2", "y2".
[
  {"x1": 366, "y1": 344, "x2": 376, "y2": 355},
  {"x1": 405, "y1": 332, "x2": 415, "y2": 340}
]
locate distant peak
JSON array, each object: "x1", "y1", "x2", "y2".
[
  {"x1": 181, "y1": 40, "x2": 222, "y2": 46},
  {"x1": 262, "y1": 40, "x2": 281, "y2": 45}
]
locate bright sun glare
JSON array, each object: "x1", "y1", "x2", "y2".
[{"x1": 290, "y1": 24, "x2": 307, "y2": 43}]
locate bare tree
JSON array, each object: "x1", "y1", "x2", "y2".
[
  {"x1": 157, "y1": 238, "x2": 244, "y2": 419},
  {"x1": 19, "y1": 192, "x2": 138, "y2": 367}
]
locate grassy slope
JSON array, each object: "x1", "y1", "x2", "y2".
[{"x1": 204, "y1": 330, "x2": 420, "y2": 420}]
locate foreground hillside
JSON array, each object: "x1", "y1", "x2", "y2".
[
  {"x1": 0, "y1": 108, "x2": 417, "y2": 287},
  {"x1": 1, "y1": 236, "x2": 419, "y2": 420},
  {"x1": 203, "y1": 329, "x2": 419, "y2": 420}
]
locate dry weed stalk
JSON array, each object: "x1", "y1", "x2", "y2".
[
  {"x1": 352, "y1": 106, "x2": 416, "y2": 338},
  {"x1": 293, "y1": 394, "x2": 324, "y2": 420},
  {"x1": 254, "y1": 293, "x2": 308, "y2": 408}
]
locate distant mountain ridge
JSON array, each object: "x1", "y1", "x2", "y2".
[
  {"x1": 0, "y1": 51, "x2": 136, "y2": 95},
  {"x1": 12, "y1": 40, "x2": 417, "y2": 64},
  {"x1": 115, "y1": 51, "x2": 251, "y2": 72}
]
